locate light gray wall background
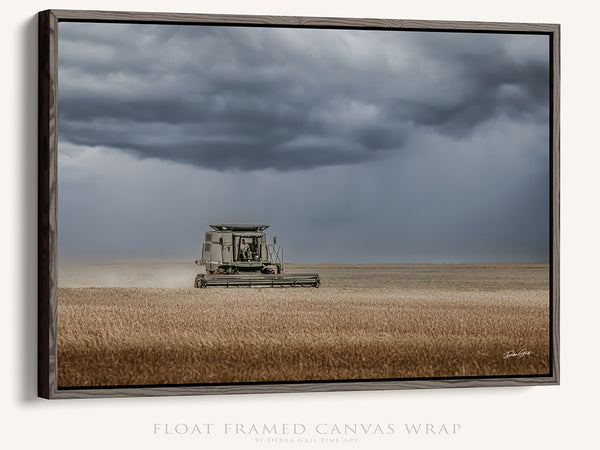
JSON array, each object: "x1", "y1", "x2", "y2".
[{"x1": 4, "y1": 1, "x2": 598, "y2": 450}]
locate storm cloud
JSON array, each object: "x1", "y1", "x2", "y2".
[
  {"x1": 57, "y1": 22, "x2": 550, "y2": 263},
  {"x1": 58, "y1": 24, "x2": 549, "y2": 171}
]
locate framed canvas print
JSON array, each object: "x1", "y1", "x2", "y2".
[{"x1": 38, "y1": 9, "x2": 559, "y2": 399}]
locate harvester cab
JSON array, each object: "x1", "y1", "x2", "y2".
[{"x1": 194, "y1": 224, "x2": 320, "y2": 288}]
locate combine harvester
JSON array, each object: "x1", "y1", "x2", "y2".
[{"x1": 194, "y1": 224, "x2": 320, "y2": 288}]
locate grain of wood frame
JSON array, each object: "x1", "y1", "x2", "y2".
[{"x1": 57, "y1": 264, "x2": 550, "y2": 387}]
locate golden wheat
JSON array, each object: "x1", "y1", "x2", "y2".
[{"x1": 57, "y1": 264, "x2": 550, "y2": 387}]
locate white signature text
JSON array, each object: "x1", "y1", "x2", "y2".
[{"x1": 503, "y1": 349, "x2": 532, "y2": 359}]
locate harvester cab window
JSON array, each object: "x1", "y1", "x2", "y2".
[
  {"x1": 235, "y1": 236, "x2": 261, "y2": 261},
  {"x1": 239, "y1": 238, "x2": 251, "y2": 261}
]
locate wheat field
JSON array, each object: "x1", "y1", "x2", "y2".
[{"x1": 57, "y1": 264, "x2": 550, "y2": 387}]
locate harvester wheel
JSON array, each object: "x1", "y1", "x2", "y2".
[{"x1": 194, "y1": 275, "x2": 206, "y2": 288}]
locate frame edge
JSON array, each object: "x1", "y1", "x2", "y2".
[
  {"x1": 38, "y1": 9, "x2": 59, "y2": 399},
  {"x1": 47, "y1": 8, "x2": 559, "y2": 33},
  {"x1": 551, "y1": 24, "x2": 560, "y2": 386}
]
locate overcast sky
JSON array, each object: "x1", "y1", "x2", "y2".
[{"x1": 57, "y1": 22, "x2": 550, "y2": 263}]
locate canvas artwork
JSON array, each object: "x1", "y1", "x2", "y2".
[{"x1": 39, "y1": 11, "x2": 559, "y2": 398}]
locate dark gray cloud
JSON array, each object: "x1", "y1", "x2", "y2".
[
  {"x1": 57, "y1": 23, "x2": 550, "y2": 263},
  {"x1": 57, "y1": 120, "x2": 549, "y2": 264},
  {"x1": 58, "y1": 24, "x2": 549, "y2": 171}
]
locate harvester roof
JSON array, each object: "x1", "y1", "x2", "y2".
[{"x1": 209, "y1": 224, "x2": 269, "y2": 232}]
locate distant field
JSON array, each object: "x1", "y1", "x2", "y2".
[{"x1": 57, "y1": 263, "x2": 550, "y2": 387}]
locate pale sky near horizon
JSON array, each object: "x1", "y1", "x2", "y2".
[{"x1": 57, "y1": 23, "x2": 550, "y2": 264}]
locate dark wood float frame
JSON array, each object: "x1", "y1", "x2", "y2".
[{"x1": 38, "y1": 9, "x2": 560, "y2": 399}]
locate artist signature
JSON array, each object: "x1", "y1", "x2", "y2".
[{"x1": 503, "y1": 349, "x2": 531, "y2": 359}]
